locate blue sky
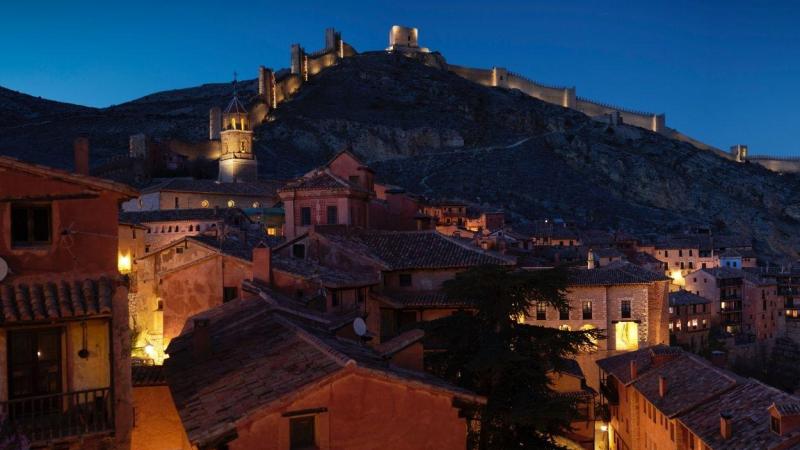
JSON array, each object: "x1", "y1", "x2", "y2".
[{"x1": 2, "y1": 0, "x2": 799, "y2": 155}]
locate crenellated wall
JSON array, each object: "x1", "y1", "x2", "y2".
[{"x1": 747, "y1": 156, "x2": 800, "y2": 173}]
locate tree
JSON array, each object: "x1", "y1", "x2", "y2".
[{"x1": 424, "y1": 265, "x2": 603, "y2": 449}]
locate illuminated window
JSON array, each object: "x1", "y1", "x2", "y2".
[
  {"x1": 536, "y1": 303, "x2": 547, "y2": 321},
  {"x1": 118, "y1": 253, "x2": 132, "y2": 274},
  {"x1": 240, "y1": 141, "x2": 246, "y2": 152},
  {"x1": 558, "y1": 324, "x2": 571, "y2": 331},
  {"x1": 267, "y1": 227, "x2": 277, "y2": 236},
  {"x1": 201, "y1": 200, "x2": 209, "y2": 208},
  {"x1": 252, "y1": 202, "x2": 260, "y2": 208},
  {"x1": 614, "y1": 322, "x2": 639, "y2": 351},
  {"x1": 227, "y1": 200, "x2": 235, "y2": 208},
  {"x1": 582, "y1": 301, "x2": 593, "y2": 320}
]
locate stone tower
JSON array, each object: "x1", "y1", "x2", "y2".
[{"x1": 218, "y1": 78, "x2": 257, "y2": 183}]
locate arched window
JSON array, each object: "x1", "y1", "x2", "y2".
[
  {"x1": 227, "y1": 200, "x2": 235, "y2": 208},
  {"x1": 201, "y1": 200, "x2": 209, "y2": 208},
  {"x1": 188, "y1": 225, "x2": 193, "y2": 232}
]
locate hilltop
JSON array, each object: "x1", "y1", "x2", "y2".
[{"x1": 1, "y1": 52, "x2": 800, "y2": 258}]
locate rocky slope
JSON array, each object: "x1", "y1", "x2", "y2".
[{"x1": 2, "y1": 52, "x2": 800, "y2": 258}]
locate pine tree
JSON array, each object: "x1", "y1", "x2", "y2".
[{"x1": 425, "y1": 265, "x2": 602, "y2": 449}]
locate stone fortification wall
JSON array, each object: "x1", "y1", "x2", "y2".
[
  {"x1": 446, "y1": 64, "x2": 493, "y2": 86},
  {"x1": 505, "y1": 70, "x2": 575, "y2": 108},
  {"x1": 575, "y1": 97, "x2": 664, "y2": 132},
  {"x1": 748, "y1": 156, "x2": 800, "y2": 173}
]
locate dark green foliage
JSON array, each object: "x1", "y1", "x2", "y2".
[{"x1": 425, "y1": 265, "x2": 603, "y2": 449}]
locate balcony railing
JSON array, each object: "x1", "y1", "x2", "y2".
[{"x1": 0, "y1": 388, "x2": 113, "y2": 443}]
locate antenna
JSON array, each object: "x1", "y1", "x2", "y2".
[
  {"x1": 0, "y1": 257, "x2": 8, "y2": 282},
  {"x1": 353, "y1": 317, "x2": 367, "y2": 337}
]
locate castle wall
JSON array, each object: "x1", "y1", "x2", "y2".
[
  {"x1": 576, "y1": 98, "x2": 664, "y2": 132},
  {"x1": 505, "y1": 71, "x2": 575, "y2": 108},
  {"x1": 447, "y1": 64, "x2": 493, "y2": 86},
  {"x1": 750, "y1": 158, "x2": 800, "y2": 173},
  {"x1": 307, "y1": 51, "x2": 339, "y2": 77}
]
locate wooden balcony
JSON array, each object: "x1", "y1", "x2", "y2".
[{"x1": 0, "y1": 388, "x2": 113, "y2": 443}]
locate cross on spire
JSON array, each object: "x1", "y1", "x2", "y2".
[{"x1": 232, "y1": 71, "x2": 238, "y2": 96}]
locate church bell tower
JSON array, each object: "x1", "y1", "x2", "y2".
[{"x1": 218, "y1": 76, "x2": 257, "y2": 183}]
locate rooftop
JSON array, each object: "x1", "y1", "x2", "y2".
[
  {"x1": 567, "y1": 261, "x2": 669, "y2": 286},
  {"x1": 678, "y1": 380, "x2": 800, "y2": 449},
  {"x1": 140, "y1": 178, "x2": 282, "y2": 197},
  {"x1": 188, "y1": 233, "x2": 284, "y2": 262},
  {"x1": 119, "y1": 207, "x2": 248, "y2": 225},
  {"x1": 669, "y1": 290, "x2": 712, "y2": 306},
  {"x1": 271, "y1": 256, "x2": 380, "y2": 289},
  {"x1": 0, "y1": 277, "x2": 116, "y2": 325},
  {"x1": 315, "y1": 227, "x2": 514, "y2": 270},
  {"x1": 279, "y1": 170, "x2": 367, "y2": 193},
  {"x1": 373, "y1": 290, "x2": 473, "y2": 309},
  {"x1": 165, "y1": 297, "x2": 483, "y2": 447}
]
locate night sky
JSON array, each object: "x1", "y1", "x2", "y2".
[{"x1": 2, "y1": 0, "x2": 799, "y2": 155}]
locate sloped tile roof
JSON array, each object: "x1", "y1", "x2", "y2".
[
  {"x1": 678, "y1": 381, "x2": 800, "y2": 449},
  {"x1": 596, "y1": 345, "x2": 682, "y2": 385},
  {"x1": 272, "y1": 256, "x2": 379, "y2": 288},
  {"x1": 567, "y1": 261, "x2": 669, "y2": 286},
  {"x1": 132, "y1": 365, "x2": 167, "y2": 387},
  {"x1": 0, "y1": 277, "x2": 115, "y2": 324},
  {"x1": 0, "y1": 156, "x2": 139, "y2": 198},
  {"x1": 119, "y1": 207, "x2": 248, "y2": 225},
  {"x1": 632, "y1": 354, "x2": 738, "y2": 418},
  {"x1": 141, "y1": 178, "x2": 282, "y2": 196},
  {"x1": 374, "y1": 291, "x2": 473, "y2": 308},
  {"x1": 669, "y1": 290, "x2": 711, "y2": 306},
  {"x1": 188, "y1": 233, "x2": 284, "y2": 262},
  {"x1": 316, "y1": 227, "x2": 514, "y2": 270},
  {"x1": 165, "y1": 297, "x2": 483, "y2": 446},
  {"x1": 279, "y1": 170, "x2": 367, "y2": 193}
]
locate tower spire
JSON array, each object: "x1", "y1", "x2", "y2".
[{"x1": 232, "y1": 71, "x2": 238, "y2": 97}]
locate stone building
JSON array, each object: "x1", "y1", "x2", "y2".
[
  {"x1": 271, "y1": 226, "x2": 514, "y2": 343},
  {"x1": 0, "y1": 156, "x2": 136, "y2": 449},
  {"x1": 119, "y1": 207, "x2": 252, "y2": 251},
  {"x1": 130, "y1": 231, "x2": 281, "y2": 363},
  {"x1": 279, "y1": 150, "x2": 422, "y2": 240},
  {"x1": 527, "y1": 261, "x2": 670, "y2": 353},
  {"x1": 597, "y1": 346, "x2": 800, "y2": 450},
  {"x1": 640, "y1": 234, "x2": 755, "y2": 285},
  {"x1": 668, "y1": 290, "x2": 712, "y2": 352},
  {"x1": 130, "y1": 365, "x2": 191, "y2": 450},
  {"x1": 121, "y1": 177, "x2": 281, "y2": 212},
  {"x1": 684, "y1": 267, "x2": 784, "y2": 342},
  {"x1": 164, "y1": 297, "x2": 484, "y2": 450},
  {"x1": 217, "y1": 81, "x2": 257, "y2": 183}
]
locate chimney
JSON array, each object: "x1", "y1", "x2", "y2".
[
  {"x1": 629, "y1": 359, "x2": 638, "y2": 380},
  {"x1": 192, "y1": 318, "x2": 211, "y2": 358},
  {"x1": 659, "y1": 376, "x2": 667, "y2": 398},
  {"x1": 252, "y1": 244, "x2": 272, "y2": 285},
  {"x1": 74, "y1": 137, "x2": 90, "y2": 175},
  {"x1": 720, "y1": 412, "x2": 733, "y2": 440}
]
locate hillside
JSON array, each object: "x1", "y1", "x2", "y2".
[{"x1": 2, "y1": 52, "x2": 800, "y2": 258}]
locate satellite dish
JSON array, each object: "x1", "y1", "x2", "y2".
[
  {"x1": 0, "y1": 257, "x2": 8, "y2": 282},
  {"x1": 353, "y1": 317, "x2": 367, "y2": 337}
]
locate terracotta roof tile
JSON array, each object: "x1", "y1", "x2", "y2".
[
  {"x1": 316, "y1": 227, "x2": 514, "y2": 270},
  {"x1": 272, "y1": 256, "x2": 380, "y2": 288},
  {"x1": 132, "y1": 365, "x2": 167, "y2": 386},
  {"x1": 568, "y1": 261, "x2": 669, "y2": 286},
  {"x1": 678, "y1": 381, "x2": 800, "y2": 449},
  {"x1": 669, "y1": 290, "x2": 711, "y2": 306},
  {"x1": 279, "y1": 170, "x2": 365, "y2": 192},
  {"x1": 141, "y1": 178, "x2": 282, "y2": 196},
  {"x1": 0, "y1": 277, "x2": 115, "y2": 324},
  {"x1": 374, "y1": 291, "x2": 473, "y2": 308},
  {"x1": 165, "y1": 297, "x2": 483, "y2": 447}
]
